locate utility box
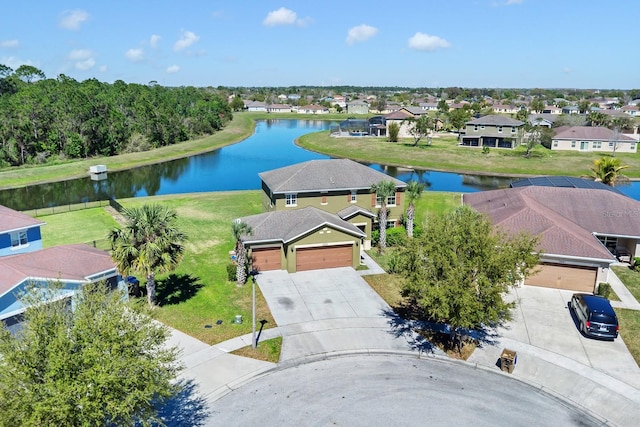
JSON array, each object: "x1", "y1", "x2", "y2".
[{"x1": 500, "y1": 348, "x2": 517, "y2": 373}]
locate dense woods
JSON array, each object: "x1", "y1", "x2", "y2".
[{"x1": 0, "y1": 65, "x2": 232, "y2": 167}]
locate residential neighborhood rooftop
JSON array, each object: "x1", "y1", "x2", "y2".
[
  {"x1": 259, "y1": 159, "x2": 406, "y2": 194},
  {"x1": 0, "y1": 205, "x2": 45, "y2": 233}
]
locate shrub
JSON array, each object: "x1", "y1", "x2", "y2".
[
  {"x1": 371, "y1": 230, "x2": 380, "y2": 247},
  {"x1": 482, "y1": 146, "x2": 490, "y2": 154},
  {"x1": 597, "y1": 283, "x2": 612, "y2": 299},
  {"x1": 386, "y1": 250, "x2": 404, "y2": 274},
  {"x1": 634, "y1": 257, "x2": 640, "y2": 271},
  {"x1": 226, "y1": 263, "x2": 237, "y2": 282},
  {"x1": 386, "y1": 227, "x2": 408, "y2": 247}
]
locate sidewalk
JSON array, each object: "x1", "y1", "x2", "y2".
[{"x1": 608, "y1": 266, "x2": 640, "y2": 310}]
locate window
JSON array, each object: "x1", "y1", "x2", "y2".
[
  {"x1": 593, "y1": 141, "x2": 601, "y2": 149},
  {"x1": 571, "y1": 141, "x2": 576, "y2": 148},
  {"x1": 285, "y1": 193, "x2": 297, "y2": 207},
  {"x1": 480, "y1": 125, "x2": 485, "y2": 130},
  {"x1": 474, "y1": 125, "x2": 478, "y2": 132},
  {"x1": 376, "y1": 193, "x2": 396, "y2": 207},
  {"x1": 11, "y1": 230, "x2": 28, "y2": 248},
  {"x1": 498, "y1": 126, "x2": 503, "y2": 133},
  {"x1": 386, "y1": 220, "x2": 397, "y2": 229},
  {"x1": 609, "y1": 142, "x2": 614, "y2": 147},
  {"x1": 350, "y1": 191, "x2": 357, "y2": 203},
  {"x1": 511, "y1": 127, "x2": 516, "y2": 133},
  {"x1": 553, "y1": 140, "x2": 558, "y2": 147}
]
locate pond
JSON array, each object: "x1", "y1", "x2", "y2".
[{"x1": 0, "y1": 118, "x2": 638, "y2": 211}]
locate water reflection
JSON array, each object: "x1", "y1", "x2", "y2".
[{"x1": 1, "y1": 118, "x2": 639, "y2": 211}]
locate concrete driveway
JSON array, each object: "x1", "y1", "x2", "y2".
[
  {"x1": 503, "y1": 286, "x2": 640, "y2": 387},
  {"x1": 255, "y1": 267, "x2": 426, "y2": 360}
]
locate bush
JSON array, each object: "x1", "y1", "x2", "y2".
[
  {"x1": 371, "y1": 230, "x2": 380, "y2": 247},
  {"x1": 226, "y1": 263, "x2": 237, "y2": 282},
  {"x1": 386, "y1": 227, "x2": 408, "y2": 247},
  {"x1": 633, "y1": 257, "x2": 640, "y2": 271},
  {"x1": 386, "y1": 250, "x2": 404, "y2": 274},
  {"x1": 597, "y1": 283, "x2": 612, "y2": 299},
  {"x1": 482, "y1": 146, "x2": 490, "y2": 154}
]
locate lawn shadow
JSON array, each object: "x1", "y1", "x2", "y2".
[
  {"x1": 156, "y1": 274, "x2": 203, "y2": 306},
  {"x1": 153, "y1": 378, "x2": 210, "y2": 426}
]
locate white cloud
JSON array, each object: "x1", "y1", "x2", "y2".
[
  {"x1": 166, "y1": 65, "x2": 180, "y2": 74},
  {"x1": 59, "y1": 10, "x2": 89, "y2": 30},
  {"x1": 0, "y1": 40, "x2": 19, "y2": 48},
  {"x1": 150, "y1": 34, "x2": 161, "y2": 48},
  {"x1": 125, "y1": 48, "x2": 145, "y2": 62},
  {"x1": 346, "y1": 24, "x2": 378, "y2": 45},
  {"x1": 407, "y1": 32, "x2": 451, "y2": 51},
  {"x1": 99, "y1": 65, "x2": 108, "y2": 72},
  {"x1": 68, "y1": 49, "x2": 92, "y2": 60},
  {"x1": 263, "y1": 7, "x2": 297, "y2": 26},
  {"x1": 174, "y1": 30, "x2": 200, "y2": 51},
  {"x1": 1, "y1": 56, "x2": 36, "y2": 70},
  {"x1": 75, "y1": 58, "x2": 95, "y2": 70}
]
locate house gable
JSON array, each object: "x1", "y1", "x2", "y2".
[{"x1": 0, "y1": 205, "x2": 46, "y2": 257}]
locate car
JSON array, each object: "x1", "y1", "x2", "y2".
[{"x1": 570, "y1": 293, "x2": 619, "y2": 340}]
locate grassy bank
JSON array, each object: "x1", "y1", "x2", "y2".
[{"x1": 297, "y1": 131, "x2": 640, "y2": 179}]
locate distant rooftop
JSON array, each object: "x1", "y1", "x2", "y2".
[{"x1": 510, "y1": 176, "x2": 623, "y2": 195}]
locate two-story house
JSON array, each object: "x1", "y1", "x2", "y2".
[
  {"x1": 346, "y1": 100, "x2": 370, "y2": 115},
  {"x1": 0, "y1": 204, "x2": 120, "y2": 332},
  {"x1": 460, "y1": 115, "x2": 524, "y2": 148},
  {"x1": 235, "y1": 159, "x2": 406, "y2": 273},
  {"x1": 0, "y1": 205, "x2": 45, "y2": 257}
]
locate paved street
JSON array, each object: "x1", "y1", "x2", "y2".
[{"x1": 205, "y1": 354, "x2": 602, "y2": 427}]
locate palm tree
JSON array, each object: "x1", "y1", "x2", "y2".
[
  {"x1": 371, "y1": 180, "x2": 397, "y2": 250},
  {"x1": 405, "y1": 181, "x2": 425, "y2": 238},
  {"x1": 231, "y1": 220, "x2": 252, "y2": 286},
  {"x1": 588, "y1": 157, "x2": 630, "y2": 187},
  {"x1": 108, "y1": 204, "x2": 186, "y2": 307}
]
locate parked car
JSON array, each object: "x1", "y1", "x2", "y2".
[
  {"x1": 570, "y1": 293, "x2": 619, "y2": 340},
  {"x1": 614, "y1": 246, "x2": 631, "y2": 263}
]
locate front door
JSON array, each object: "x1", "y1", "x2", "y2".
[{"x1": 580, "y1": 141, "x2": 589, "y2": 151}]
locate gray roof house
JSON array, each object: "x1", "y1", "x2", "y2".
[
  {"x1": 236, "y1": 159, "x2": 406, "y2": 272},
  {"x1": 461, "y1": 115, "x2": 524, "y2": 149},
  {"x1": 464, "y1": 186, "x2": 640, "y2": 293}
]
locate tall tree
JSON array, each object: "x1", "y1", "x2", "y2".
[
  {"x1": 530, "y1": 98, "x2": 545, "y2": 113},
  {"x1": 0, "y1": 282, "x2": 181, "y2": 426},
  {"x1": 371, "y1": 180, "x2": 397, "y2": 251},
  {"x1": 405, "y1": 115, "x2": 434, "y2": 146},
  {"x1": 399, "y1": 206, "x2": 539, "y2": 335},
  {"x1": 405, "y1": 180, "x2": 425, "y2": 238},
  {"x1": 588, "y1": 111, "x2": 610, "y2": 127},
  {"x1": 447, "y1": 108, "x2": 471, "y2": 137},
  {"x1": 14, "y1": 65, "x2": 45, "y2": 83},
  {"x1": 230, "y1": 95, "x2": 245, "y2": 111},
  {"x1": 578, "y1": 100, "x2": 591, "y2": 114},
  {"x1": 108, "y1": 204, "x2": 187, "y2": 307},
  {"x1": 232, "y1": 220, "x2": 252, "y2": 286},
  {"x1": 588, "y1": 156, "x2": 629, "y2": 186}
]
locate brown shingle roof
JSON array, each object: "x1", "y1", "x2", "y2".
[
  {"x1": 0, "y1": 205, "x2": 45, "y2": 233},
  {"x1": 237, "y1": 206, "x2": 364, "y2": 244},
  {"x1": 554, "y1": 126, "x2": 635, "y2": 141},
  {"x1": 259, "y1": 159, "x2": 406, "y2": 194},
  {"x1": 463, "y1": 187, "x2": 640, "y2": 260},
  {"x1": 0, "y1": 244, "x2": 117, "y2": 295}
]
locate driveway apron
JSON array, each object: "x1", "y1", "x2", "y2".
[{"x1": 255, "y1": 267, "x2": 418, "y2": 360}]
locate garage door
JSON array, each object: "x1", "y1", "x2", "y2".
[
  {"x1": 525, "y1": 263, "x2": 596, "y2": 293},
  {"x1": 296, "y1": 244, "x2": 353, "y2": 272},
  {"x1": 251, "y1": 247, "x2": 281, "y2": 272}
]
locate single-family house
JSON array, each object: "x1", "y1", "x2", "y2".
[
  {"x1": 384, "y1": 107, "x2": 441, "y2": 139},
  {"x1": 551, "y1": 126, "x2": 637, "y2": 153},
  {"x1": 464, "y1": 183, "x2": 640, "y2": 293},
  {"x1": 236, "y1": 159, "x2": 406, "y2": 272},
  {"x1": 492, "y1": 104, "x2": 519, "y2": 114},
  {"x1": 542, "y1": 105, "x2": 562, "y2": 114},
  {"x1": 346, "y1": 100, "x2": 370, "y2": 115},
  {"x1": 419, "y1": 102, "x2": 439, "y2": 111},
  {"x1": 529, "y1": 114, "x2": 558, "y2": 128},
  {"x1": 267, "y1": 104, "x2": 292, "y2": 113},
  {"x1": 621, "y1": 105, "x2": 639, "y2": 117},
  {"x1": 0, "y1": 205, "x2": 45, "y2": 257},
  {"x1": 460, "y1": 115, "x2": 524, "y2": 148},
  {"x1": 297, "y1": 105, "x2": 330, "y2": 115},
  {"x1": 0, "y1": 244, "x2": 120, "y2": 331},
  {"x1": 562, "y1": 105, "x2": 579, "y2": 115},
  {"x1": 246, "y1": 101, "x2": 267, "y2": 112}
]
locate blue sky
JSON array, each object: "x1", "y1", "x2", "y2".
[{"x1": 2, "y1": 1, "x2": 638, "y2": 89}]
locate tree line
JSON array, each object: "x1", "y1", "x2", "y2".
[{"x1": 0, "y1": 65, "x2": 232, "y2": 167}]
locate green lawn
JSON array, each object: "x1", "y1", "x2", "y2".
[
  {"x1": 612, "y1": 266, "x2": 640, "y2": 301},
  {"x1": 297, "y1": 131, "x2": 640, "y2": 179},
  {"x1": 39, "y1": 207, "x2": 119, "y2": 248}
]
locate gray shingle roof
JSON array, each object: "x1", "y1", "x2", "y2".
[
  {"x1": 259, "y1": 159, "x2": 406, "y2": 194},
  {"x1": 464, "y1": 187, "x2": 640, "y2": 260},
  {"x1": 467, "y1": 115, "x2": 524, "y2": 126},
  {"x1": 337, "y1": 205, "x2": 375, "y2": 220},
  {"x1": 237, "y1": 206, "x2": 365, "y2": 244}
]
